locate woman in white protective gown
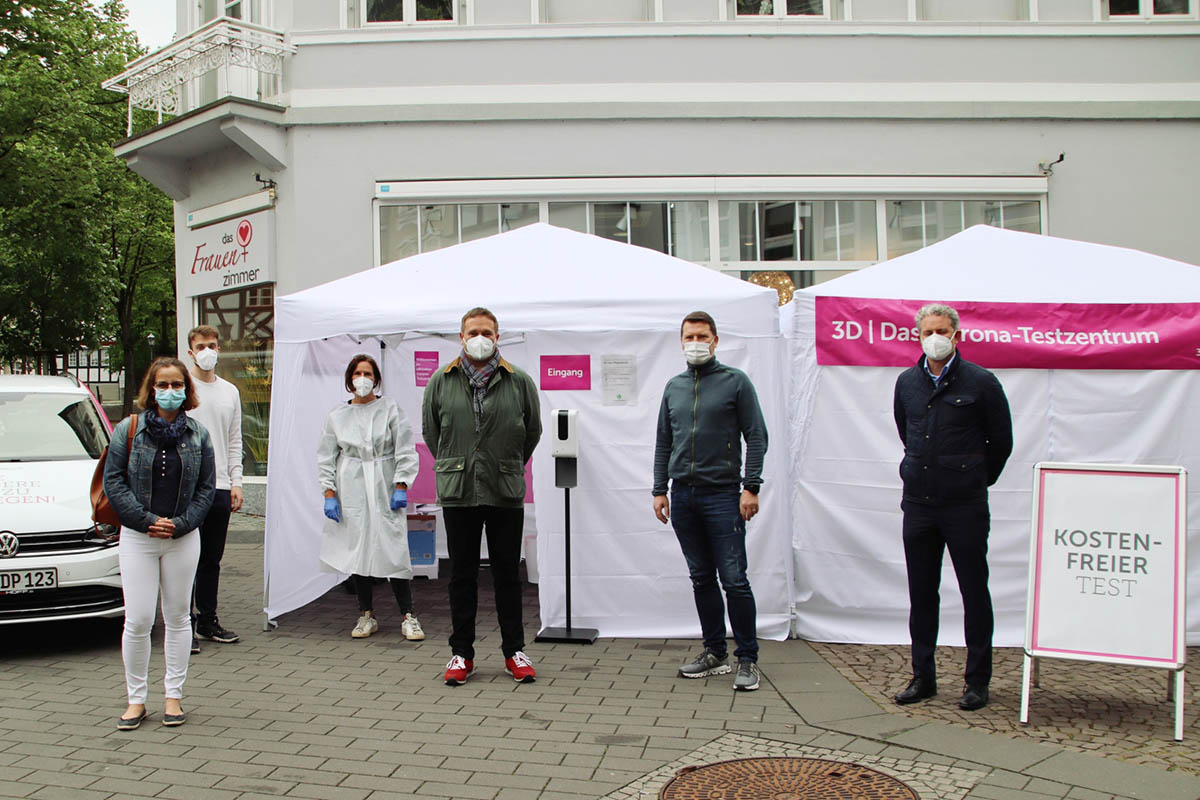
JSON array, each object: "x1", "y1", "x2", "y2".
[{"x1": 317, "y1": 353, "x2": 423, "y2": 640}]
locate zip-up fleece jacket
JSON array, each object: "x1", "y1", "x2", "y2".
[
  {"x1": 893, "y1": 353, "x2": 1013, "y2": 506},
  {"x1": 103, "y1": 411, "x2": 216, "y2": 537},
  {"x1": 652, "y1": 358, "x2": 768, "y2": 496},
  {"x1": 422, "y1": 355, "x2": 542, "y2": 509}
]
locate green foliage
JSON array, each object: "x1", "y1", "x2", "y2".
[{"x1": 0, "y1": 1, "x2": 174, "y2": 381}]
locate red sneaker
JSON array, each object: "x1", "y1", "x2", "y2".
[
  {"x1": 504, "y1": 651, "x2": 536, "y2": 683},
  {"x1": 444, "y1": 655, "x2": 475, "y2": 686}
]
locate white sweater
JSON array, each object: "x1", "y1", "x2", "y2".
[{"x1": 190, "y1": 374, "x2": 244, "y2": 490}]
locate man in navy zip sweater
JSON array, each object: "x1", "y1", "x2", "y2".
[
  {"x1": 653, "y1": 311, "x2": 768, "y2": 691},
  {"x1": 893, "y1": 303, "x2": 1012, "y2": 712}
]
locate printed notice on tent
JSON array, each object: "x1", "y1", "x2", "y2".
[
  {"x1": 815, "y1": 296, "x2": 1200, "y2": 370},
  {"x1": 540, "y1": 355, "x2": 590, "y2": 390},
  {"x1": 414, "y1": 351, "x2": 440, "y2": 387},
  {"x1": 1026, "y1": 464, "x2": 1186, "y2": 668},
  {"x1": 601, "y1": 355, "x2": 637, "y2": 406}
]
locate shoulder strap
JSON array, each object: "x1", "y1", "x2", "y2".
[{"x1": 126, "y1": 414, "x2": 137, "y2": 477}]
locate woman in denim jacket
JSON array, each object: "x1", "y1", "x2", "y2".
[{"x1": 103, "y1": 356, "x2": 215, "y2": 730}]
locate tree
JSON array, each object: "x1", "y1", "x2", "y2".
[{"x1": 0, "y1": 2, "x2": 176, "y2": 413}]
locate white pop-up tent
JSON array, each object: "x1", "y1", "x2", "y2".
[
  {"x1": 789, "y1": 225, "x2": 1200, "y2": 646},
  {"x1": 265, "y1": 223, "x2": 794, "y2": 641}
]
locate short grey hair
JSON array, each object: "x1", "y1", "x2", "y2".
[{"x1": 914, "y1": 303, "x2": 960, "y2": 330}]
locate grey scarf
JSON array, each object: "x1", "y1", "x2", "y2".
[{"x1": 460, "y1": 350, "x2": 500, "y2": 431}]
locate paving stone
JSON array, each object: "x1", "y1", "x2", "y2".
[
  {"x1": 412, "y1": 781, "x2": 496, "y2": 799},
  {"x1": 14, "y1": 770, "x2": 99, "y2": 789},
  {"x1": 85, "y1": 777, "x2": 169, "y2": 797},
  {"x1": 27, "y1": 787, "x2": 113, "y2": 800}
]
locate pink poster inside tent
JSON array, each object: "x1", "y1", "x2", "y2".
[
  {"x1": 414, "y1": 351, "x2": 440, "y2": 387},
  {"x1": 815, "y1": 297, "x2": 1200, "y2": 370}
]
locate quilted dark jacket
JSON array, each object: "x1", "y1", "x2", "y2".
[{"x1": 893, "y1": 353, "x2": 1013, "y2": 506}]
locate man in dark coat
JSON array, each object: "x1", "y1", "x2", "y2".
[{"x1": 892, "y1": 303, "x2": 1013, "y2": 711}]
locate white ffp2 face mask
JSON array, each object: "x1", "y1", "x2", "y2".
[
  {"x1": 922, "y1": 333, "x2": 954, "y2": 361},
  {"x1": 352, "y1": 376, "x2": 375, "y2": 397},
  {"x1": 193, "y1": 348, "x2": 219, "y2": 371},
  {"x1": 683, "y1": 341, "x2": 714, "y2": 366},
  {"x1": 464, "y1": 335, "x2": 496, "y2": 361}
]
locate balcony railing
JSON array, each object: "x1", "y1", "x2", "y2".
[{"x1": 102, "y1": 17, "x2": 296, "y2": 136}]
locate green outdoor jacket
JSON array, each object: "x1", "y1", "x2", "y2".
[{"x1": 421, "y1": 355, "x2": 542, "y2": 509}]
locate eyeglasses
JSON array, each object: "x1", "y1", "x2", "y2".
[{"x1": 154, "y1": 381, "x2": 186, "y2": 390}]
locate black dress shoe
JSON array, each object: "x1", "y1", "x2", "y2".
[
  {"x1": 894, "y1": 677, "x2": 937, "y2": 705},
  {"x1": 959, "y1": 685, "x2": 988, "y2": 711}
]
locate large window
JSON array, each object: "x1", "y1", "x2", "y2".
[
  {"x1": 717, "y1": 201, "x2": 877, "y2": 263},
  {"x1": 376, "y1": 192, "x2": 1042, "y2": 303},
  {"x1": 379, "y1": 203, "x2": 538, "y2": 263},
  {"x1": 885, "y1": 199, "x2": 1039, "y2": 259},
  {"x1": 547, "y1": 201, "x2": 710, "y2": 259},
  {"x1": 198, "y1": 285, "x2": 274, "y2": 476}
]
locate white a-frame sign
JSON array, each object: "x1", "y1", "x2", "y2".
[{"x1": 1022, "y1": 463, "x2": 1188, "y2": 740}]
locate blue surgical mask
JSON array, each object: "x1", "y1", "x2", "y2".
[{"x1": 156, "y1": 388, "x2": 186, "y2": 411}]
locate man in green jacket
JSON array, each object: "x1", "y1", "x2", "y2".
[
  {"x1": 422, "y1": 307, "x2": 542, "y2": 686},
  {"x1": 652, "y1": 311, "x2": 768, "y2": 691}
]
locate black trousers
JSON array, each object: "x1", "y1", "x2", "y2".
[
  {"x1": 901, "y1": 500, "x2": 993, "y2": 689},
  {"x1": 443, "y1": 505, "x2": 525, "y2": 661},
  {"x1": 193, "y1": 489, "x2": 231, "y2": 623},
  {"x1": 353, "y1": 575, "x2": 412, "y2": 614}
]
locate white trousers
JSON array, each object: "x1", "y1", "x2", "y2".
[{"x1": 119, "y1": 528, "x2": 200, "y2": 704}]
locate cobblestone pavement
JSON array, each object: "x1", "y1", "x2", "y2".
[
  {"x1": 811, "y1": 641, "x2": 1200, "y2": 774},
  {"x1": 2, "y1": 540, "x2": 1199, "y2": 800}
]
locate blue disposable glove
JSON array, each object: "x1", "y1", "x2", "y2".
[
  {"x1": 390, "y1": 488, "x2": 408, "y2": 511},
  {"x1": 323, "y1": 496, "x2": 342, "y2": 523}
]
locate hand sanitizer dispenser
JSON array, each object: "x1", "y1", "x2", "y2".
[
  {"x1": 551, "y1": 409, "x2": 577, "y2": 488},
  {"x1": 551, "y1": 409, "x2": 578, "y2": 458}
]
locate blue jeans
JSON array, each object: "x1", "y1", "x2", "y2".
[{"x1": 670, "y1": 485, "x2": 758, "y2": 663}]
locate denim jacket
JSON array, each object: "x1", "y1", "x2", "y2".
[{"x1": 102, "y1": 411, "x2": 216, "y2": 536}]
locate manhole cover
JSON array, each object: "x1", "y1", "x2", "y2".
[{"x1": 660, "y1": 756, "x2": 919, "y2": 800}]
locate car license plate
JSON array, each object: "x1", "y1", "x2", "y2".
[{"x1": 0, "y1": 568, "x2": 58, "y2": 592}]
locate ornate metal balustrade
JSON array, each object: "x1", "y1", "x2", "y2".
[{"x1": 103, "y1": 17, "x2": 296, "y2": 135}]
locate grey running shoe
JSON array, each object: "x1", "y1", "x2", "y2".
[
  {"x1": 733, "y1": 660, "x2": 760, "y2": 691},
  {"x1": 678, "y1": 650, "x2": 731, "y2": 679}
]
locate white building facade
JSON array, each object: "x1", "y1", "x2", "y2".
[{"x1": 104, "y1": 0, "x2": 1200, "y2": 476}]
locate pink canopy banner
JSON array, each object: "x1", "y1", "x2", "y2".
[{"x1": 815, "y1": 296, "x2": 1200, "y2": 370}]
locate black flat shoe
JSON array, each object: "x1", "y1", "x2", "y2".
[
  {"x1": 162, "y1": 710, "x2": 187, "y2": 727},
  {"x1": 117, "y1": 709, "x2": 147, "y2": 730},
  {"x1": 894, "y1": 677, "x2": 937, "y2": 705},
  {"x1": 959, "y1": 685, "x2": 988, "y2": 711}
]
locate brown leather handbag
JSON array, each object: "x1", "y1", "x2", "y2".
[{"x1": 90, "y1": 414, "x2": 138, "y2": 529}]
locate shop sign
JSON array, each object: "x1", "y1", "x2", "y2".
[{"x1": 178, "y1": 210, "x2": 275, "y2": 296}]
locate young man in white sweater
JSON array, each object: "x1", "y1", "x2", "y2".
[{"x1": 187, "y1": 325, "x2": 244, "y2": 650}]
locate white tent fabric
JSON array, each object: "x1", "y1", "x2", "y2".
[
  {"x1": 266, "y1": 224, "x2": 795, "y2": 642},
  {"x1": 789, "y1": 225, "x2": 1200, "y2": 646}
]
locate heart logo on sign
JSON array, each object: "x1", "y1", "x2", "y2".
[{"x1": 236, "y1": 220, "x2": 253, "y2": 248}]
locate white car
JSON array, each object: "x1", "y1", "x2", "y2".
[{"x1": 0, "y1": 374, "x2": 123, "y2": 624}]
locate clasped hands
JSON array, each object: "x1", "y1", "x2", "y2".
[{"x1": 147, "y1": 517, "x2": 175, "y2": 539}]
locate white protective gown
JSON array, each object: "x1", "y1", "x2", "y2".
[{"x1": 316, "y1": 396, "x2": 419, "y2": 578}]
